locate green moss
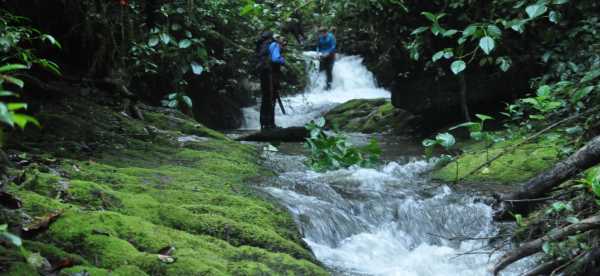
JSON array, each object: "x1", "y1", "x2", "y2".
[
  {"x1": 2, "y1": 262, "x2": 38, "y2": 276},
  {"x1": 4, "y1": 97, "x2": 326, "y2": 275},
  {"x1": 143, "y1": 111, "x2": 226, "y2": 140},
  {"x1": 432, "y1": 136, "x2": 563, "y2": 184},
  {"x1": 325, "y1": 99, "x2": 410, "y2": 133},
  {"x1": 59, "y1": 266, "x2": 111, "y2": 276}
]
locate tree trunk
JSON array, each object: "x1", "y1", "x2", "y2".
[
  {"x1": 458, "y1": 73, "x2": 471, "y2": 122},
  {"x1": 495, "y1": 135, "x2": 600, "y2": 220}
]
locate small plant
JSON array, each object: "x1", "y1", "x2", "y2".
[
  {"x1": 304, "y1": 117, "x2": 381, "y2": 172},
  {"x1": 162, "y1": 92, "x2": 193, "y2": 110},
  {"x1": 0, "y1": 64, "x2": 40, "y2": 130},
  {"x1": 450, "y1": 114, "x2": 500, "y2": 161}
]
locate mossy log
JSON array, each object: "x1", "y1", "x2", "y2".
[{"x1": 496, "y1": 135, "x2": 600, "y2": 219}]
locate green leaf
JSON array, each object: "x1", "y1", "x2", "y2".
[
  {"x1": 442, "y1": 29, "x2": 458, "y2": 37},
  {"x1": 7, "y1": 103, "x2": 27, "y2": 111},
  {"x1": 160, "y1": 33, "x2": 171, "y2": 45},
  {"x1": 475, "y1": 114, "x2": 494, "y2": 122},
  {"x1": 449, "y1": 121, "x2": 480, "y2": 131},
  {"x1": 496, "y1": 57, "x2": 512, "y2": 72},
  {"x1": 11, "y1": 114, "x2": 39, "y2": 129},
  {"x1": 411, "y1": 27, "x2": 429, "y2": 35},
  {"x1": 0, "y1": 75, "x2": 24, "y2": 88},
  {"x1": 431, "y1": 24, "x2": 445, "y2": 36},
  {"x1": 526, "y1": 4, "x2": 548, "y2": 19},
  {"x1": 422, "y1": 139, "x2": 437, "y2": 147},
  {"x1": 315, "y1": 117, "x2": 326, "y2": 128},
  {"x1": 148, "y1": 37, "x2": 160, "y2": 47},
  {"x1": 591, "y1": 178, "x2": 600, "y2": 198},
  {"x1": 42, "y1": 34, "x2": 62, "y2": 49},
  {"x1": 537, "y1": 85, "x2": 552, "y2": 97},
  {"x1": 581, "y1": 70, "x2": 600, "y2": 83},
  {"x1": 436, "y1": 132, "x2": 455, "y2": 149},
  {"x1": 479, "y1": 36, "x2": 495, "y2": 55},
  {"x1": 190, "y1": 62, "x2": 204, "y2": 75},
  {"x1": 432, "y1": 51, "x2": 445, "y2": 62},
  {"x1": 542, "y1": 241, "x2": 551, "y2": 254},
  {"x1": 178, "y1": 39, "x2": 192, "y2": 49},
  {"x1": 182, "y1": 96, "x2": 193, "y2": 108},
  {"x1": 463, "y1": 25, "x2": 478, "y2": 37},
  {"x1": 486, "y1": 25, "x2": 502, "y2": 38},
  {"x1": 451, "y1": 60, "x2": 466, "y2": 75},
  {"x1": 566, "y1": 216, "x2": 580, "y2": 224},
  {"x1": 0, "y1": 64, "x2": 28, "y2": 73},
  {"x1": 552, "y1": 0, "x2": 569, "y2": 4},
  {"x1": 549, "y1": 11, "x2": 560, "y2": 23},
  {"x1": 571, "y1": 86, "x2": 594, "y2": 103},
  {"x1": 421, "y1": 11, "x2": 437, "y2": 22}
]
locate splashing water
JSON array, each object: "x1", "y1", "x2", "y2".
[
  {"x1": 260, "y1": 151, "x2": 535, "y2": 276},
  {"x1": 241, "y1": 52, "x2": 390, "y2": 129}
]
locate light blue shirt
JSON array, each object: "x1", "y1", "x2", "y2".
[
  {"x1": 269, "y1": 42, "x2": 285, "y2": 64},
  {"x1": 317, "y1": 32, "x2": 336, "y2": 54}
]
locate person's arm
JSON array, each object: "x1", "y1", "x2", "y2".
[
  {"x1": 331, "y1": 34, "x2": 336, "y2": 53},
  {"x1": 270, "y1": 43, "x2": 285, "y2": 64}
]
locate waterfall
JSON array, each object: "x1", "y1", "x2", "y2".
[{"x1": 241, "y1": 53, "x2": 390, "y2": 129}]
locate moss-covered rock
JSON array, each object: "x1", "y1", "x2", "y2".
[
  {"x1": 432, "y1": 134, "x2": 565, "y2": 184},
  {"x1": 324, "y1": 98, "x2": 417, "y2": 133},
  {"x1": 2, "y1": 96, "x2": 326, "y2": 275}
]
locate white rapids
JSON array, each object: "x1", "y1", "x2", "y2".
[
  {"x1": 241, "y1": 52, "x2": 390, "y2": 129},
  {"x1": 245, "y1": 52, "x2": 534, "y2": 275},
  {"x1": 262, "y1": 155, "x2": 535, "y2": 276}
]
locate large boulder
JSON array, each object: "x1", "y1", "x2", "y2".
[{"x1": 324, "y1": 99, "x2": 418, "y2": 134}]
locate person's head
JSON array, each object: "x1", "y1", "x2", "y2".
[
  {"x1": 260, "y1": 31, "x2": 274, "y2": 42},
  {"x1": 318, "y1": 26, "x2": 328, "y2": 37}
]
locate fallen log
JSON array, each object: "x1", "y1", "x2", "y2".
[
  {"x1": 495, "y1": 135, "x2": 600, "y2": 220},
  {"x1": 492, "y1": 214, "x2": 600, "y2": 275},
  {"x1": 236, "y1": 127, "x2": 309, "y2": 142}
]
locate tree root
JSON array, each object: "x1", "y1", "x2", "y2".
[
  {"x1": 493, "y1": 215, "x2": 600, "y2": 275},
  {"x1": 522, "y1": 259, "x2": 567, "y2": 276}
]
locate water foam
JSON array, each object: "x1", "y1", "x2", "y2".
[
  {"x1": 241, "y1": 53, "x2": 390, "y2": 129},
  {"x1": 263, "y1": 158, "x2": 534, "y2": 276}
]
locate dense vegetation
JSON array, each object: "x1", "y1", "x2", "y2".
[{"x1": 0, "y1": 0, "x2": 599, "y2": 275}]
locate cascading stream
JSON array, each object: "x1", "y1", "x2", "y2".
[
  {"x1": 241, "y1": 53, "x2": 390, "y2": 129},
  {"x1": 243, "y1": 53, "x2": 534, "y2": 275}
]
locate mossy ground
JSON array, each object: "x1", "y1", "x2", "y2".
[
  {"x1": 324, "y1": 98, "x2": 415, "y2": 134},
  {"x1": 432, "y1": 133, "x2": 567, "y2": 184},
  {"x1": 1, "y1": 96, "x2": 326, "y2": 275}
]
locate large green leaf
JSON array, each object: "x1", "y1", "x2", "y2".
[
  {"x1": 421, "y1": 11, "x2": 437, "y2": 22},
  {"x1": 411, "y1": 27, "x2": 429, "y2": 35},
  {"x1": 436, "y1": 133, "x2": 456, "y2": 149},
  {"x1": 479, "y1": 36, "x2": 495, "y2": 55},
  {"x1": 0, "y1": 64, "x2": 28, "y2": 73},
  {"x1": 526, "y1": 4, "x2": 548, "y2": 18},
  {"x1": 178, "y1": 39, "x2": 192, "y2": 49},
  {"x1": 191, "y1": 62, "x2": 204, "y2": 75},
  {"x1": 451, "y1": 60, "x2": 466, "y2": 75}
]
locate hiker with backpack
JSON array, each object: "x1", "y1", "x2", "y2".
[
  {"x1": 317, "y1": 26, "x2": 336, "y2": 90},
  {"x1": 255, "y1": 31, "x2": 286, "y2": 130}
]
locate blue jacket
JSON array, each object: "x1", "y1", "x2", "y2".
[
  {"x1": 317, "y1": 33, "x2": 336, "y2": 55},
  {"x1": 269, "y1": 42, "x2": 285, "y2": 64}
]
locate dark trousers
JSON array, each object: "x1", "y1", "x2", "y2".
[
  {"x1": 260, "y1": 69, "x2": 275, "y2": 129},
  {"x1": 259, "y1": 65, "x2": 281, "y2": 129},
  {"x1": 319, "y1": 53, "x2": 335, "y2": 89}
]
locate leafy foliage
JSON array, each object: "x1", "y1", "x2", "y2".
[{"x1": 304, "y1": 118, "x2": 381, "y2": 172}]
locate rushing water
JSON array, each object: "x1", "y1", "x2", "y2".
[
  {"x1": 241, "y1": 53, "x2": 533, "y2": 275},
  {"x1": 241, "y1": 53, "x2": 390, "y2": 129}
]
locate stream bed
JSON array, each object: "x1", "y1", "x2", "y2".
[{"x1": 240, "y1": 53, "x2": 534, "y2": 275}]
